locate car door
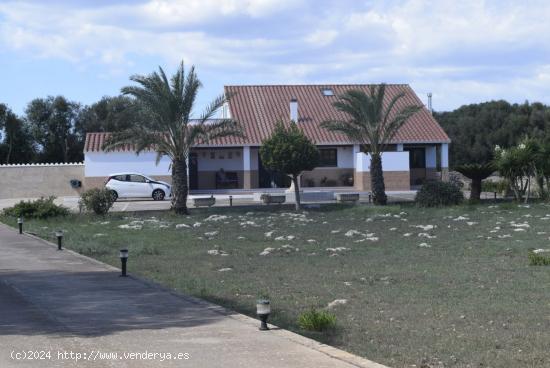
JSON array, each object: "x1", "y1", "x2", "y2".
[
  {"x1": 129, "y1": 174, "x2": 150, "y2": 198},
  {"x1": 109, "y1": 174, "x2": 131, "y2": 197}
]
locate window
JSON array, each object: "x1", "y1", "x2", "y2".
[
  {"x1": 322, "y1": 88, "x2": 334, "y2": 96},
  {"x1": 319, "y1": 149, "x2": 337, "y2": 167},
  {"x1": 130, "y1": 174, "x2": 146, "y2": 183},
  {"x1": 113, "y1": 175, "x2": 127, "y2": 181},
  {"x1": 407, "y1": 148, "x2": 426, "y2": 169},
  {"x1": 210, "y1": 152, "x2": 215, "y2": 159}
]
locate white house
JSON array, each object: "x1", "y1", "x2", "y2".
[{"x1": 84, "y1": 84, "x2": 450, "y2": 192}]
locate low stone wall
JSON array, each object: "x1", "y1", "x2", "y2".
[{"x1": 0, "y1": 163, "x2": 84, "y2": 199}]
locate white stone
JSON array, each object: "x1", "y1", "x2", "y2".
[{"x1": 327, "y1": 299, "x2": 348, "y2": 309}]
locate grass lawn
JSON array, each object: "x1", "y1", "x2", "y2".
[{"x1": 3, "y1": 202, "x2": 550, "y2": 368}]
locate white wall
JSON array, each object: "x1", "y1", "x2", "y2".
[
  {"x1": 194, "y1": 149, "x2": 244, "y2": 171},
  {"x1": 85, "y1": 152, "x2": 171, "y2": 177},
  {"x1": 356, "y1": 152, "x2": 409, "y2": 172},
  {"x1": 337, "y1": 146, "x2": 354, "y2": 168}
]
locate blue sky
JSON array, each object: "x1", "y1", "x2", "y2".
[{"x1": 1, "y1": 0, "x2": 550, "y2": 115}]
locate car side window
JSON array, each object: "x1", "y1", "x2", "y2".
[
  {"x1": 114, "y1": 175, "x2": 126, "y2": 181},
  {"x1": 130, "y1": 175, "x2": 146, "y2": 183}
]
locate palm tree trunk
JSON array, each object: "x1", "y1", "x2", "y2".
[
  {"x1": 293, "y1": 175, "x2": 301, "y2": 211},
  {"x1": 370, "y1": 153, "x2": 387, "y2": 205},
  {"x1": 470, "y1": 178, "x2": 482, "y2": 201},
  {"x1": 172, "y1": 158, "x2": 189, "y2": 215}
]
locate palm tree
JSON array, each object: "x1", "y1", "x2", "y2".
[
  {"x1": 455, "y1": 163, "x2": 495, "y2": 201},
  {"x1": 103, "y1": 62, "x2": 242, "y2": 214},
  {"x1": 321, "y1": 84, "x2": 421, "y2": 205}
]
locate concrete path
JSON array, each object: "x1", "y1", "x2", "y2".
[{"x1": 0, "y1": 224, "x2": 388, "y2": 368}]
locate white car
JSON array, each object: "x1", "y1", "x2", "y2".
[{"x1": 105, "y1": 173, "x2": 172, "y2": 201}]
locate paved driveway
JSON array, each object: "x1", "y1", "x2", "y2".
[{"x1": 0, "y1": 224, "x2": 387, "y2": 368}]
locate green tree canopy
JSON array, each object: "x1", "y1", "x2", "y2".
[
  {"x1": 435, "y1": 100, "x2": 550, "y2": 167},
  {"x1": 0, "y1": 103, "x2": 35, "y2": 164},
  {"x1": 260, "y1": 122, "x2": 319, "y2": 210},
  {"x1": 25, "y1": 96, "x2": 82, "y2": 163}
]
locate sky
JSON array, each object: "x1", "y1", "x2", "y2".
[{"x1": 1, "y1": 0, "x2": 550, "y2": 115}]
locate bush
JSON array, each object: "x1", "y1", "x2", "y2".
[
  {"x1": 80, "y1": 188, "x2": 115, "y2": 215},
  {"x1": 2, "y1": 197, "x2": 69, "y2": 219},
  {"x1": 298, "y1": 309, "x2": 337, "y2": 332},
  {"x1": 528, "y1": 250, "x2": 550, "y2": 266},
  {"x1": 415, "y1": 180, "x2": 464, "y2": 207}
]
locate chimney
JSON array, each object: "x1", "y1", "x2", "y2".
[
  {"x1": 290, "y1": 98, "x2": 298, "y2": 122},
  {"x1": 427, "y1": 92, "x2": 433, "y2": 114}
]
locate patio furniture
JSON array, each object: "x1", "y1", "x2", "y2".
[
  {"x1": 215, "y1": 169, "x2": 239, "y2": 189},
  {"x1": 193, "y1": 195, "x2": 216, "y2": 207},
  {"x1": 335, "y1": 193, "x2": 360, "y2": 203}
]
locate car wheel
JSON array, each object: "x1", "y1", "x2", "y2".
[
  {"x1": 152, "y1": 189, "x2": 165, "y2": 201},
  {"x1": 110, "y1": 190, "x2": 118, "y2": 201}
]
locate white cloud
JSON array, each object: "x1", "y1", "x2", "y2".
[
  {"x1": 305, "y1": 29, "x2": 339, "y2": 47},
  {"x1": 2, "y1": 0, "x2": 550, "y2": 110}
]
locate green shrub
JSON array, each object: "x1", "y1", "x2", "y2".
[
  {"x1": 298, "y1": 309, "x2": 337, "y2": 332},
  {"x1": 80, "y1": 188, "x2": 115, "y2": 215},
  {"x1": 528, "y1": 251, "x2": 550, "y2": 266},
  {"x1": 2, "y1": 197, "x2": 69, "y2": 219},
  {"x1": 415, "y1": 180, "x2": 464, "y2": 207}
]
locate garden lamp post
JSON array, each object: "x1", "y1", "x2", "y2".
[
  {"x1": 55, "y1": 230, "x2": 63, "y2": 250},
  {"x1": 256, "y1": 299, "x2": 271, "y2": 331},
  {"x1": 17, "y1": 217, "x2": 23, "y2": 234},
  {"x1": 119, "y1": 249, "x2": 128, "y2": 277}
]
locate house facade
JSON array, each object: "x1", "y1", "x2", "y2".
[{"x1": 84, "y1": 84, "x2": 450, "y2": 192}]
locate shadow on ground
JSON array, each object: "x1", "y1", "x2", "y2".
[{"x1": 0, "y1": 270, "x2": 230, "y2": 338}]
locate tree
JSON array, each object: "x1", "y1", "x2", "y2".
[
  {"x1": 321, "y1": 85, "x2": 421, "y2": 205},
  {"x1": 79, "y1": 95, "x2": 140, "y2": 133},
  {"x1": 0, "y1": 104, "x2": 35, "y2": 164},
  {"x1": 103, "y1": 61, "x2": 242, "y2": 215},
  {"x1": 492, "y1": 142, "x2": 535, "y2": 202},
  {"x1": 455, "y1": 163, "x2": 495, "y2": 201},
  {"x1": 528, "y1": 139, "x2": 550, "y2": 200},
  {"x1": 260, "y1": 122, "x2": 319, "y2": 210},
  {"x1": 25, "y1": 96, "x2": 82, "y2": 162},
  {"x1": 435, "y1": 100, "x2": 550, "y2": 166}
]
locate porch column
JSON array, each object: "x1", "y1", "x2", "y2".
[
  {"x1": 441, "y1": 143, "x2": 449, "y2": 181},
  {"x1": 425, "y1": 146, "x2": 437, "y2": 180},
  {"x1": 352, "y1": 144, "x2": 361, "y2": 168},
  {"x1": 243, "y1": 146, "x2": 252, "y2": 189}
]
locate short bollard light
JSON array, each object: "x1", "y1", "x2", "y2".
[
  {"x1": 17, "y1": 217, "x2": 23, "y2": 234},
  {"x1": 119, "y1": 249, "x2": 129, "y2": 277},
  {"x1": 256, "y1": 299, "x2": 271, "y2": 331},
  {"x1": 55, "y1": 230, "x2": 64, "y2": 250},
  {"x1": 229, "y1": 195, "x2": 233, "y2": 207}
]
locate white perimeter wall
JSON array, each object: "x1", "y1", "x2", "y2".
[
  {"x1": 85, "y1": 152, "x2": 171, "y2": 177},
  {"x1": 356, "y1": 152, "x2": 409, "y2": 172}
]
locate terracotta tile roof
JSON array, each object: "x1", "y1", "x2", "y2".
[
  {"x1": 84, "y1": 84, "x2": 450, "y2": 152},
  {"x1": 223, "y1": 84, "x2": 450, "y2": 145}
]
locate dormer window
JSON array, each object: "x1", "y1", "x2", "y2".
[{"x1": 322, "y1": 88, "x2": 334, "y2": 96}]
